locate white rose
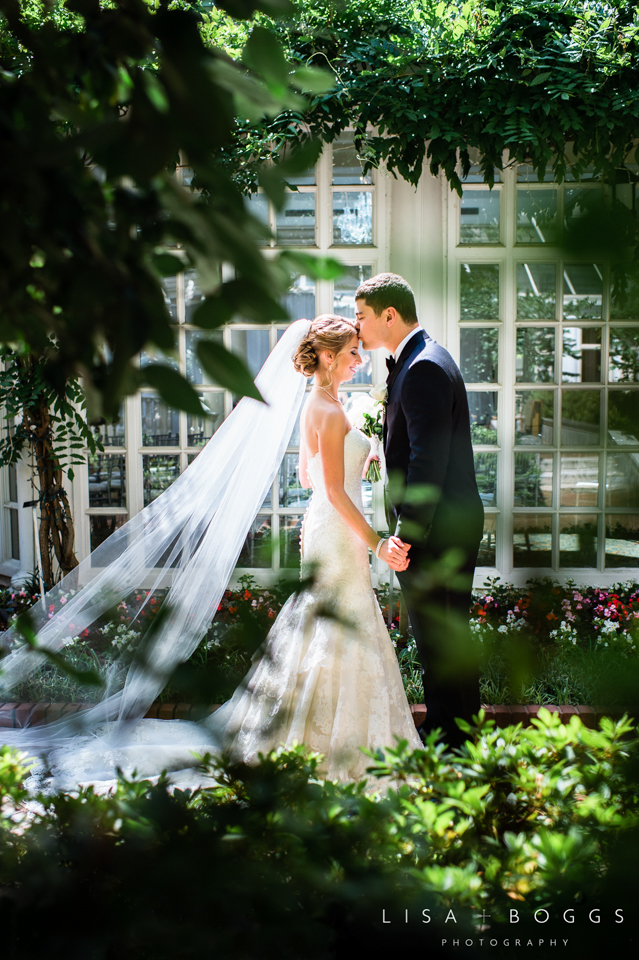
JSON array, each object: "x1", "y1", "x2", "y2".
[
  {"x1": 369, "y1": 382, "x2": 388, "y2": 404},
  {"x1": 345, "y1": 394, "x2": 377, "y2": 429}
]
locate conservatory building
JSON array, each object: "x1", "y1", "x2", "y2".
[{"x1": 2, "y1": 133, "x2": 639, "y2": 588}]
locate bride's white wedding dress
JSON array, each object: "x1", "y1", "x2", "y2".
[{"x1": 24, "y1": 427, "x2": 421, "y2": 791}]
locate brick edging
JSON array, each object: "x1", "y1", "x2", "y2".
[{"x1": 0, "y1": 701, "x2": 633, "y2": 730}]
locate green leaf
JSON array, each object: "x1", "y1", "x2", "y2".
[
  {"x1": 153, "y1": 254, "x2": 185, "y2": 278},
  {"x1": 192, "y1": 296, "x2": 234, "y2": 330},
  {"x1": 278, "y1": 251, "x2": 344, "y2": 282},
  {"x1": 290, "y1": 66, "x2": 335, "y2": 95},
  {"x1": 530, "y1": 71, "x2": 552, "y2": 86},
  {"x1": 196, "y1": 341, "x2": 263, "y2": 401},
  {"x1": 141, "y1": 365, "x2": 206, "y2": 415},
  {"x1": 242, "y1": 27, "x2": 289, "y2": 86},
  {"x1": 141, "y1": 70, "x2": 170, "y2": 114}
]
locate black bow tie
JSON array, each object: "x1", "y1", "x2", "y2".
[{"x1": 385, "y1": 355, "x2": 396, "y2": 374}]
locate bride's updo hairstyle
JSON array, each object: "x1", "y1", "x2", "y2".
[{"x1": 292, "y1": 314, "x2": 358, "y2": 378}]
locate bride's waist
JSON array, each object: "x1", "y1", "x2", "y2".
[{"x1": 305, "y1": 490, "x2": 365, "y2": 519}]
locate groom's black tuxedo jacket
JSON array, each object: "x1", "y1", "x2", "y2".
[{"x1": 383, "y1": 328, "x2": 484, "y2": 555}]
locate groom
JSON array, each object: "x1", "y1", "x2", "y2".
[{"x1": 356, "y1": 273, "x2": 484, "y2": 747}]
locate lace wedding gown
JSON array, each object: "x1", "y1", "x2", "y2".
[{"x1": 27, "y1": 428, "x2": 421, "y2": 791}]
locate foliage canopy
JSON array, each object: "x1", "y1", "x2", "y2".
[{"x1": 210, "y1": 0, "x2": 639, "y2": 193}]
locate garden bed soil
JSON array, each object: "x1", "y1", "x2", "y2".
[{"x1": 0, "y1": 701, "x2": 631, "y2": 730}]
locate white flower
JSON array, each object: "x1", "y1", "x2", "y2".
[
  {"x1": 369, "y1": 382, "x2": 388, "y2": 404},
  {"x1": 345, "y1": 394, "x2": 377, "y2": 429}
]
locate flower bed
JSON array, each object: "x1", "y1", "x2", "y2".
[{"x1": 2, "y1": 575, "x2": 638, "y2": 708}]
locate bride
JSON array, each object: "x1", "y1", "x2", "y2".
[{"x1": 0, "y1": 315, "x2": 422, "y2": 789}]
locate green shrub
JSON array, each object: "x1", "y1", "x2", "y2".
[{"x1": 0, "y1": 710, "x2": 636, "y2": 957}]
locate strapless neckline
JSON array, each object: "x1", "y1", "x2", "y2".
[{"x1": 306, "y1": 427, "x2": 356, "y2": 471}]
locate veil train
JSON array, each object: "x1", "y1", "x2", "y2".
[{"x1": 0, "y1": 319, "x2": 312, "y2": 772}]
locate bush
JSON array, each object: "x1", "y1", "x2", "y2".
[{"x1": 0, "y1": 710, "x2": 637, "y2": 958}]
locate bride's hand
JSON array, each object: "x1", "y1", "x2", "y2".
[
  {"x1": 362, "y1": 453, "x2": 380, "y2": 479},
  {"x1": 379, "y1": 536, "x2": 410, "y2": 571}
]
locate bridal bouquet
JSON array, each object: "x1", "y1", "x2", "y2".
[{"x1": 346, "y1": 383, "x2": 387, "y2": 482}]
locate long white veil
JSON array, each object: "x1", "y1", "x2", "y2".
[{"x1": 0, "y1": 318, "x2": 312, "y2": 755}]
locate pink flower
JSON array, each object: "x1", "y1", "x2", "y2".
[{"x1": 60, "y1": 597, "x2": 67, "y2": 605}]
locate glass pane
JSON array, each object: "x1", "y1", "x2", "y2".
[
  {"x1": 280, "y1": 514, "x2": 303, "y2": 569},
  {"x1": 92, "y1": 404, "x2": 125, "y2": 447},
  {"x1": 279, "y1": 453, "x2": 312, "y2": 509},
  {"x1": 143, "y1": 455, "x2": 180, "y2": 507},
  {"x1": 162, "y1": 277, "x2": 178, "y2": 323},
  {"x1": 515, "y1": 389, "x2": 554, "y2": 445},
  {"x1": 281, "y1": 274, "x2": 316, "y2": 322},
  {"x1": 561, "y1": 390, "x2": 601, "y2": 445},
  {"x1": 246, "y1": 192, "x2": 270, "y2": 243},
  {"x1": 609, "y1": 327, "x2": 639, "y2": 382},
  {"x1": 468, "y1": 392, "x2": 498, "y2": 444},
  {"x1": 139, "y1": 347, "x2": 178, "y2": 371},
  {"x1": 8, "y1": 462, "x2": 17, "y2": 502},
  {"x1": 605, "y1": 516, "x2": 639, "y2": 567},
  {"x1": 90, "y1": 514, "x2": 127, "y2": 557},
  {"x1": 559, "y1": 515, "x2": 598, "y2": 568},
  {"x1": 462, "y1": 148, "x2": 501, "y2": 183},
  {"x1": 288, "y1": 404, "x2": 302, "y2": 448},
  {"x1": 517, "y1": 163, "x2": 552, "y2": 183},
  {"x1": 516, "y1": 327, "x2": 555, "y2": 383},
  {"x1": 230, "y1": 329, "x2": 270, "y2": 381},
  {"x1": 564, "y1": 187, "x2": 602, "y2": 232},
  {"x1": 9, "y1": 509, "x2": 19, "y2": 560},
  {"x1": 184, "y1": 272, "x2": 205, "y2": 324},
  {"x1": 560, "y1": 453, "x2": 599, "y2": 506},
  {"x1": 606, "y1": 453, "x2": 639, "y2": 508},
  {"x1": 477, "y1": 515, "x2": 496, "y2": 565},
  {"x1": 332, "y1": 131, "x2": 372, "y2": 184},
  {"x1": 562, "y1": 327, "x2": 601, "y2": 382},
  {"x1": 608, "y1": 390, "x2": 639, "y2": 443},
  {"x1": 513, "y1": 514, "x2": 552, "y2": 568},
  {"x1": 88, "y1": 454, "x2": 126, "y2": 508},
  {"x1": 334, "y1": 265, "x2": 373, "y2": 383},
  {"x1": 514, "y1": 452, "x2": 553, "y2": 507},
  {"x1": 610, "y1": 274, "x2": 639, "y2": 320},
  {"x1": 459, "y1": 189, "x2": 500, "y2": 244},
  {"x1": 332, "y1": 190, "x2": 373, "y2": 245},
  {"x1": 334, "y1": 264, "x2": 372, "y2": 319},
  {"x1": 276, "y1": 192, "x2": 316, "y2": 245},
  {"x1": 516, "y1": 188, "x2": 559, "y2": 243},
  {"x1": 185, "y1": 329, "x2": 224, "y2": 385},
  {"x1": 238, "y1": 515, "x2": 272, "y2": 568},
  {"x1": 141, "y1": 395, "x2": 180, "y2": 446},
  {"x1": 474, "y1": 452, "x2": 497, "y2": 507},
  {"x1": 562, "y1": 264, "x2": 603, "y2": 319},
  {"x1": 186, "y1": 393, "x2": 225, "y2": 448},
  {"x1": 460, "y1": 328, "x2": 499, "y2": 383},
  {"x1": 460, "y1": 263, "x2": 499, "y2": 320},
  {"x1": 516, "y1": 263, "x2": 556, "y2": 319}
]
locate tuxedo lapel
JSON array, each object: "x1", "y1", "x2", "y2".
[
  {"x1": 383, "y1": 329, "x2": 427, "y2": 451},
  {"x1": 386, "y1": 329, "x2": 426, "y2": 396}
]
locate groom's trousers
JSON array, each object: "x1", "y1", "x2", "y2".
[{"x1": 397, "y1": 539, "x2": 482, "y2": 748}]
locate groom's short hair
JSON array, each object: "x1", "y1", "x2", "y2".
[{"x1": 355, "y1": 273, "x2": 417, "y2": 324}]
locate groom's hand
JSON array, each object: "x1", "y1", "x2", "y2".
[{"x1": 381, "y1": 536, "x2": 410, "y2": 571}]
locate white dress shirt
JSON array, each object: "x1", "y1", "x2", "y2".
[{"x1": 393, "y1": 325, "x2": 423, "y2": 362}]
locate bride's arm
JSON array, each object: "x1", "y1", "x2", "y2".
[
  {"x1": 299, "y1": 441, "x2": 310, "y2": 488},
  {"x1": 318, "y1": 409, "x2": 409, "y2": 569}
]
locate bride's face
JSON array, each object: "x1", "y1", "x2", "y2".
[{"x1": 330, "y1": 334, "x2": 363, "y2": 384}]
